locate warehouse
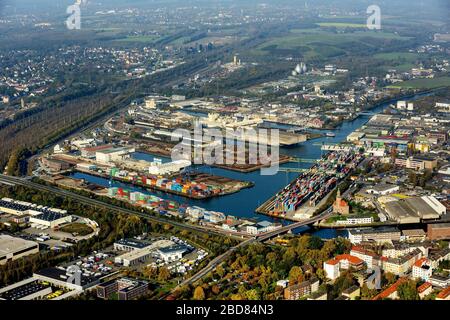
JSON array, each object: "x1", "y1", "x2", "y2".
[
  {"x1": 0, "y1": 278, "x2": 52, "y2": 300},
  {"x1": 114, "y1": 246, "x2": 155, "y2": 267},
  {"x1": 0, "y1": 235, "x2": 39, "y2": 265},
  {"x1": 34, "y1": 267, "x2": 99, "y2": 291},
  {"x1": 0, "y1": 198, "x2": 68, "y2": 217},
  {"x1": 148, "y1": 159, "x2": 191, "y2": 175},
  {"x1": 428, "y1": 223, "x2": 450, "y2": 240},
  {"x1": 384, "y1": 196, "x2": 445, "y2": 223},
  {"x1": 114, "y1": 238, "x2": 152, "y2": 252},
  {"x1": 156, "y1": 245, "x2": 188, "y2": 262},
  {"x1": 95, "y1": 146, "x2": 135, "y2": 164},
  {"x1": 29, "y1": 212, "x2": 73, "y2": 229}
]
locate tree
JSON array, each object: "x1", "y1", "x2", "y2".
[
  {"x1": 193, "y1": 286, "x2": 206, "y2": 300},
  {"x1": 288, "y1": 266, "x2": 304, "y2": 285},
  {"x1": 397, "y1": 281, "x2": 419, "y2": 300},
  {"x1": 158, "y1": 267, "x2": 170, "y2": 282}
]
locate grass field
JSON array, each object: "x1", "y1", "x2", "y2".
[
  {"x1": 251, "y1": 28, "x2": 412, "y2": 60},
  {"x1": 388, "y1": 77, "x2": 450, "y2": 89},
  {"x1": 114, "y1": 35, "x2": 159, "y2": 43},
  {"x1": 374, "y1": 52, "x2": 423, "y2": 72},
  {"x1": 59, "y1": 223, "x2": 94, "y2": 236},
  {"x1": 317, "y1": 22, "x2": 367, "y2": 28}
]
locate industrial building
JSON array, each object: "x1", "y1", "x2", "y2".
[
  {"x1": 29, "y1": 212, "x2": 73, "y2": 229},
  {"x1": 156, "y1": 245, "x2": 188, "y2": 263},
  {"x1": 95, "y1": 146, "x2": 135, "y2": 164},
  {"x1": 0, "y1": 198, "x2": 68, "y2": 217},
  {"x1": 0, "y1": 235, "x2": 39, "y2": 265},
  {"x1": 0, "y1": 278, "x2": 52, "y2": 300},
  {"x1": 427, "y1": 223, "x2": 450, "y2": 240},
  {"x1": 33, "y1": 267, "x2": 99, "y2": 291},
  {"x1": 148, "y1": 159, "x2": 191, "y2": 175},
  {"x1": 114, "y1": 238, "x2": 152, "y2": 252},
  {"x1": 114, "y1": 239, "x2": 188, "y2": 267},
  {"x1": 0, "y1": 198, "x2": 73, "y2": 229},
  {"x1": 384, "y1": 196, "x2": 445, "y2": 223}
]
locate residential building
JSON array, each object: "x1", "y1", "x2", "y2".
[
  {"x1": 324, "y1": 254, "x2": 364, "y2": 280},
  {"x1": 348, "y1": 227, "x2": 401, "y2": 244},
  {"x1": 436, "y1": 286, "x2": 450, "y2": 300},
  {"x1": 417, "y1": 282, "x2": 433, "y2": 299},
  {"x1": 412, "y1": 258, "x2": 433, "y2": 281},
  {"x1": 342, "y1": 285, "x2": 360, "y2": 300},
  {"x1": 284, "y1": 278, "x2": 319, "y2": 300},
  {"x1": 372, "y1": 278, "x2": 408, "y2": 300}
]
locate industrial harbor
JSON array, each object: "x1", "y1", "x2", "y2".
[{"x1": 256, "y1": 150, "x2": 364, "y2": 221}]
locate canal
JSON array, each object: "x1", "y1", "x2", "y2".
[{"x1": 68, "y1": 92, "x2": 433, "y2": 238}]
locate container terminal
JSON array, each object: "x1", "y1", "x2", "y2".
[{"x1": 256, "y1": 150, "x2": 364, "y2": 221}]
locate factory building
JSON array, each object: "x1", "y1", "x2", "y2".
[
  {"x1": 0, "y1": 235, "x2": 39, "y2": 265},
  {"x1": 29, "y1": 212, "x2": 73, "y2": 229},
  {"x1": 95, "y1": 146, "x2": 135, "y2": 164},
  {"x1": 113, "y1": 238, "x2": 152, "y2": 252},
  {"x1": 428, "y1": 223, "x2": 450, "y2": 240},
  {"x1": 384, "y1": 196, "x2": 445, "y2": 224},
  {"x1": 148, "y1": 159, "x2": 191, "y2": 175},
  {"x1": 156, "y1": 245, "x2": 188, "y2": 263}
]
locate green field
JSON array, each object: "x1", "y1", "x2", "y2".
[
  {"x1": 114, "y1": 35, "x2": 160, "y2": 43},
  {"x1": 374, "y1": 52, "x2": 423, "y2": 72},
  {"x1": 59, "y1": 223, "x2": 94, "y2": 236},
  {"x1": 388, "y1": 77, "x2": 450, "y2": 89},
  {"x1": 317, "y1": 22, "x2": 367, "y2": 28},
  {"x1": 252, "y1": 28, "x2": 412, "y2": 60}
]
